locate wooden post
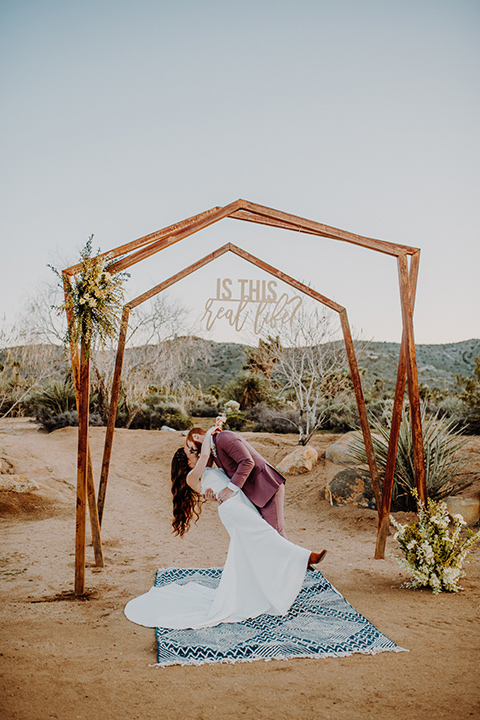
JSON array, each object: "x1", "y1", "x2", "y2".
[
  {"x1": 375, "y1": 252, "x2": 420, "y2": 558},
  {"x1": 339, "y1": 310, "x2": 382, "y2": 510},
  {"x1": 375, "y1": 336, "x2": 407, "y2": 558},
  {"x1": 86, "y1": 449, "x2": 104, "y2": 567},
  {"x1": 97, "y1": 306, "x2": 130, "y2": 525},
  {"x1": 75, "y1": 342, "x2": 90, "y2": 595},
  {"x1": 63, "y1": 274, "x2": 103, "y2": 569},
  {"x1": 398, "y1": 253, "x2": 427, "y2": 503}
]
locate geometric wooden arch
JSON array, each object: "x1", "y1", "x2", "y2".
[{"x1": 63, "y1": 199, "x2": 426, "y2": 594}]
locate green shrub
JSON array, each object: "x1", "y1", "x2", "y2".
[{"x1": 224, "y1": 411, "x2": 247, "y2": 431}]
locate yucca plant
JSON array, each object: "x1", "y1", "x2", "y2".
[
  {"x1": 349, "y1": 403, "x2": 475, "y2": 511},
  {"x1": 32, "y1": 378, "x2": 77, "y2": 415}
]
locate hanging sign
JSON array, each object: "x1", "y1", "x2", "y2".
[{"x1": 201, "y1": 277, "x2": 303, "y2": 335}]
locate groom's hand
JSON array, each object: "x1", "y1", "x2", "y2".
[{"x1": 217, "y1": 487, "x2": 234, "y2": 504}]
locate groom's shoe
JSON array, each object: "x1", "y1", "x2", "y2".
[{"x1": 308, "y1": 549, "x2": 327, "y2": 570}]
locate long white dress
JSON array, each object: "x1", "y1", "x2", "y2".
[{"x1": 124, "y1": 467, "x2": 310, "y2": 629}]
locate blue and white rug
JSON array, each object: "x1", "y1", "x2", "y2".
[{"x1": 154, "y1": 567, "x2": 407, "y2": 666}]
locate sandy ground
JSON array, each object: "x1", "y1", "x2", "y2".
[{"x1": 1, "y1": 417, "x2": 479, "y2": 720}]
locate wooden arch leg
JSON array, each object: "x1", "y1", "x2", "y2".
[{"x1": 97, "y1": 307, "x2": 130, "y2": 526}]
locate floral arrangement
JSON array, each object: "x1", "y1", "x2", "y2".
[
  {"x1": 52, "y1": 237, "x2": 128, "y2": 357},
  {"x1": 390, "y1": 495, "x2": 479, "y2": 594}
]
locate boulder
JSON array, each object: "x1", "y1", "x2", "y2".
[
  {"x1": 0, "y1": 475, "x2": 40, "y2": 493},
  {"x1": 276, "y1": 445, "x2": 318, "y2": 475},
  {"x1": 445, "y1": 496, "x2": 480, "y2": 525},
  {"x1": 325, "y1": 432, "x2": 359, "y2": 465},
  {"x1": 0, "y1": 457, "x2": 14, "y2": 474},
  {"x1": 325, "y1": 468, "x2": 375, "y2": 508}
]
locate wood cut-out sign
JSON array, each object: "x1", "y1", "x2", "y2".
[{"x1": 201, "y1": 277, "x2": 303, "y2": 334}]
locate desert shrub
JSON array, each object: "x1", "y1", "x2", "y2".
[
  {"x1": 348, "y1": 403, "x2": 475, "y2": 511},
  {"x1": 321, "y1": 400, "x2": 359, "y2": 433},
  {"x1": 246, "y1": 403, "x2": 299, "y2": 434},
  {"x1": 222, "y1": 372, "x2": 273, "y2": 409},
  {"x1": 436, "y1": 395, "x2": 467, "y2": 420},
  {"x1": 39, "y1": 410, "x2": 103, "y2": 433},
  {"x1": 162, "y1": 411, "x2": 193, "y2": 431},
  {"x1": 126, "y1": 401, "x2": 192, "y2": 431},
  {"x1": 455, "y1": 357, "x2": 480, "y2": 434},
  {"x1": 188, "y1": 394, "x2": 220, "y2": 417},
  {"x1": 224, "y1": 411, "x2": 247, "y2": 431}
]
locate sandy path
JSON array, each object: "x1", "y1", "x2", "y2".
[{"x1": 1, "y1": 419, "x2": 479, "y2": 720}]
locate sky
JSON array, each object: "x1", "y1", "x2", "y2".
[{"x1": 1, "y1": 0, "x2": 479, "y2": 347}]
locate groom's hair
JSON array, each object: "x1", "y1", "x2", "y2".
[{"x1": 186, "y1": 426, "x2": 205, "y2": 454}]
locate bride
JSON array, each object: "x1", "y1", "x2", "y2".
[{"x1": 124, "y1": 423, "x2": 326, "y2": 630}]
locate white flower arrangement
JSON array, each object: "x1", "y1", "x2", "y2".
[
  {"x1": 52, "y1": 237, "x2": 128, "y2": 357},
  {"x1": 390, "y1": 495, "x2": 479, "y2": 594}
]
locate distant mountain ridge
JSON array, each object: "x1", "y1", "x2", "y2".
[
  {"x1": 187, "y1": 338, "x2": 480, "y2": 391},
  {"x1": 2, "y1": 338, "x2": 479, "y2": 394}
]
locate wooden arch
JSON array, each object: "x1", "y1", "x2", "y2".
[{"x1": 63, "y1": 199, "x2": 426, "y2": 594}]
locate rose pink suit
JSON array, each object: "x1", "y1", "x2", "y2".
[{"x1": 213, "y1": 430, "x2": 286, "y2": 537}]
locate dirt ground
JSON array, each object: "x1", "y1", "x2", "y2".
[{"x1": 1, "y1": 417, "x2": 479, "y2": 720}]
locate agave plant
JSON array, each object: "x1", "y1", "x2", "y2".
[{"x1": 348, "y1": 403, "x2": 475, "y2": 511}]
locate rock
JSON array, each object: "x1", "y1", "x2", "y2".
[
  {"x1": 161, "y1": 425, "x2": 177, "y2": 432},
  {"x1": 445, "y1": 496, "x2": 480, "y2": 525},
  {"x1": 0, "y1": 475, "x2": 40, "y2": 493},
  {"x1": 325, "y1": 432, "x2": 360, "y2": 465},
  {"x1": 276, "y1": 445, "x2": 318, "y2": 475},
  {"x1": 325, "y1": 468, "x2": 375, "y2": 508},
  {"x1": 0, "y1": 457, "x2": 14, "y2": 474}
]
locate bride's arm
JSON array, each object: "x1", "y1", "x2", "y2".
[{"x1": 186, "y1": 426, "x2": 216, "y2": 492}]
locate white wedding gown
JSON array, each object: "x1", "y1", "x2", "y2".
[{"x1": 124, "y1": 467, "x2": 310, "y2": 629}]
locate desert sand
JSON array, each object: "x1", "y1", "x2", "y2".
[{"x1": 1, "y1": 417, "x2": 479, "y2": 720}]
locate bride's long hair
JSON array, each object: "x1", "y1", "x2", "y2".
[{"x1": 171, "y1": 448, "x2": 202, "y2": 537}]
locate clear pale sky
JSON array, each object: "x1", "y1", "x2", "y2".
[{"x1": 1, "y1": 0, "x2": 479, "y2": 346}]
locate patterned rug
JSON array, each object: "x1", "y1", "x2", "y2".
[{"x1": 154, "y1": 567, "x2": 407, "y2": 666}]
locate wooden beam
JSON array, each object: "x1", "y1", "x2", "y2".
[
  {"x1": 128, "y1": 245, "x2": 232, "y2": 309},
  {"x1": 63, "y1": 206, "x2": 223, "y2": 276},
  {"x1": 339, "y1": 310, "x2": 382, "y2": 509},
  {"x1": 375, "y1": 252, "x2": 420, "y2": 558},
  {"x1": 64, "y1": 275, "x2": 103, "y2": 568},
  {"x1": 375, "y1": 336, "x2": 407, "y2": 558},
  {"x1": 97, "y1": 307, "x2": 130, "y2": 525},
  {"x1": 75, "y1": 343, "x2": 90, "y2": 595},
  {"x1": 398, "y1": 252, "x2": 426, "y2": 503},
  {"x1": 227, "y1": 244, "x2": 345, "y2": 313},
  {"x1": 231, "y1": 201, "x2": 419, "y2": 257},
  {"x1": 86, "y1": 448, "x2": 104, "y2": 567},
  {"x1": 107, "y1": 201, "x2": 243, "y2": 275}
]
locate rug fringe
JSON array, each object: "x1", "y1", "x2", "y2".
[{"x1": 150, "y1": 645, "x2": 408, "y2": 668}]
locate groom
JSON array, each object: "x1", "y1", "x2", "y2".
[{"x1": 185, "y1": 424, "x2": 287, "y2": 537}]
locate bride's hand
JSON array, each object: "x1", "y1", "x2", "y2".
[
  {"x1": 203, "y1": 487, "x2": 218, "y2": 503},
  {"x1": 213, "y1": 415, "x2": 226, "y2": 433}
]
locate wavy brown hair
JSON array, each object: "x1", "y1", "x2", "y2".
[{"x1": 171, "y1": 447, "x2": 202, "y2": 537}]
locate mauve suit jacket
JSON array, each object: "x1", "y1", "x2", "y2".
[{"x1": 213, "y1": 431, "x2": 285, "y2": 509}]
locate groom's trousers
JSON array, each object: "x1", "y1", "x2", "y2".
[{"x1": 259, "y1": 484, "x2": 286, "y2": 538}]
